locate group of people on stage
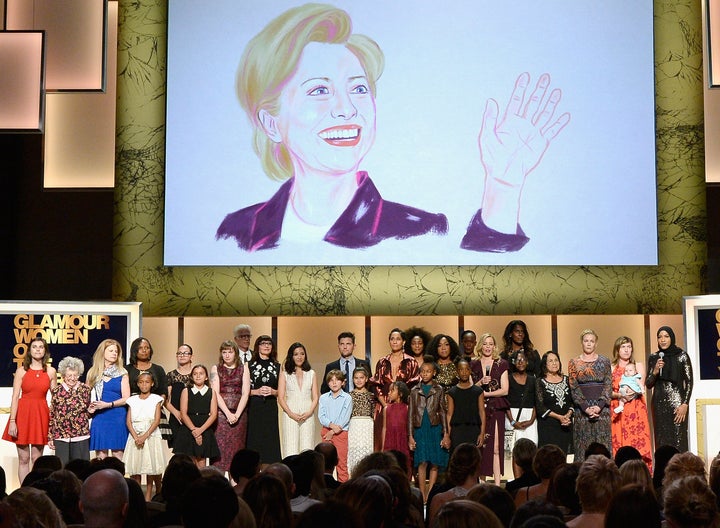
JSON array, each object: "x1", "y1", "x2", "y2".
[{"x1": 2, "y1": 322, "x2": 693, "y2": 500}]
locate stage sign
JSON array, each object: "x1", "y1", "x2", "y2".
[
  {"x1": 697, "y1": 306, "x2": 720, "y2": 380},
  {"x1": 0, "y1": 301, "x2": 141, "y2": 387}
]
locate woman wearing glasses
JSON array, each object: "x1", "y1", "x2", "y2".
[
  {"x1": 246, "y1": 335, "x2": 282, "y2": 465},
  {"x1": 165, "y1": 344, "x2": 194, "y2": 447}
]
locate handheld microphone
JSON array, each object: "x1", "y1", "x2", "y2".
[{"x1": 659, "y1": 351, "x2": 664, "y2": 377}]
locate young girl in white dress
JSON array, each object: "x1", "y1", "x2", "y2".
[
  {"x1": 124, "y1": 371, "x2": 166, "y2": 501},
  {"x1": 348, "y1": 366, "x2": 375, "y2": 477}
]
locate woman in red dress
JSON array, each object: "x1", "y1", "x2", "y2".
[
  {"x1": 210, "y1": 340, "x2": 250, "y2": 472},
  {"x1": 610, "y1": 336, "x2": 652, "y2": 470},
  {"x1": 2, "y1": 337, "x2": 57, "y2": 484},
  {"x1": 371, "y1": 328, "x2": 420, "y2": 450}
]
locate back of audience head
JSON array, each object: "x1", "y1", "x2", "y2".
[
  {"x1": 662, "y1": 451, "x2": 707, "y2": 489},
  {"x1": 533, "y1": 445, "x2": 566, "y2": 480},
  {"x1": 181, "y1": 474, "x2": 240, "y2": 528},
  {"x1": 88, "y1": 455, "x2": 125, "y2": 477},
  {"x1": 21, "y1": 468, "x2": 52, "y2": 487},
  {"x1": 604, "y1": 484, "x2": 660, "y2": 528},
  {"x1": 283, "y1": 454, "x2": 314, "y2": 497},
  {"x1": 314, "y1": 442, "x2": 338, "y2": 473},
  {"x1": 296, "y1": 501, "x2": 361, "y2": 528},
  {"x1": 335, "y1": 474, "x2": 393, "y2": 528},
  {"x1": 576, "y1": 455, "x2": 621, "y2": 514},
  {"x1": 230, "y1": 449, "x2": 261, "y2": 485},
  {"x1": 243, "y1": 473, "x2": 292, "y2": 528},
  {"x1": 124, "y1": 477, "x2": 149, "y2": 528},
  {"x1": 64, "y1": 458, "x2": 92, "y2": 482},
  {"x1": 584, "y1": 442, "x2": 612, "y2": 460},
  {"x1": 433, "y1": 500, "x2": 503, "y2": 528},
  {"x1": 263, "y1": 462, "x2": 294, "y2": 497},
  {"x1": 619, "y1": 459, "x2": 653, "y2": 491},
  {"x1": 663, "y1": 475, "x2": 719, "y2": 528},
  {"x1": 510, "y1": 498, "x2": 564, "y2": 528},
  {"x1": 0, "y1": 466, "x2": 5, "y2": 499},
  {"x1": 614, "y1": 445, "x2": 643, "y2": 469},
  {"x1": 447, "y1": 443, "x2": 482, "y2": 485},
  {"x1": 161, "y1": 457, "x2": 202, "y2": 511},
  {"x1": 652, "y1": 444, "x2": 679, "y2": 490},
  {"x1": 300, "y1": 449, "x2": 326, "y2": 499},
  {"x1": 7, "y1": 487, "x2": 65, "y2": 528},
  {"x1": 32, "y1": 455, "x2": 63, "y2": 473},
  {"x1": 547, "y1": 462, "x2": 581, "y2": 516},
  {"x1": 28, "y1": 477, "x2": 63, "y2": 517},
  {"x1": 520, "y1": 515, "x2": 568, "y2": 528},
  {"x1": 352, "y1": 451, "x2": 402, "y2": 477},
  {"x1": 365, "y1": 468, "x2": 423, "y2": 527},
  {"x1": 80, "y1": 469, "x2": 129, "y2": 528},
  {"x1": 387, "y1": 449, "x2": 411, "y2": 477},
  {"x1": 467, "y1": 484, "x2": 516, "y2": 528},
  {"x1": 43, "y1": 470, "x2": 82, "y2": 525},
  {"x1": 513, "y1": 438, "x2": 538, "y2": 475},
  {"x1": 0, "y1": 502, "x2": 20, "y2": 528},
  {"x1": 710, "y1": 453, "x2": 720, "y2": 509}
]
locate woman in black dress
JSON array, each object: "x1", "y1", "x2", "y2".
[
  {"x1": 165, "y1": 344, "x2": 194, "y2": 447},
  {"x1": 246, "y1": 335, "x2": 282, "y2": 464},
  {"x1": 535, "y1": 351, "x2": 573, "y2": 453},
  {"x1": 646, "y1": 326, "x2": 693, "y2": 451}
]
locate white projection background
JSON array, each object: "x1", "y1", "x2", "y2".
[{"x1": 164, "y1": 0, "x2": 657, "y2": 266}]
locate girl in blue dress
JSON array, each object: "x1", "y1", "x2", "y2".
[{"x1": 409, "y1": 361, "x2": 450, "y2": 503}]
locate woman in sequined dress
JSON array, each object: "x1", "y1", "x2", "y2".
[{"x1": 646, "y1": 326, "x2": 693, "y2": 452}]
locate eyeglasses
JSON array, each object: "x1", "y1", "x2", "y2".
[
  {"x1": 258, "y1": 341, "x2": 273, "y2": 346},
  {"x1": 176, "y1": 352, "x2": 192, "y2": 356},
  {"x1": 237, "y1": 334, "x2": 252, "y2": 338}
]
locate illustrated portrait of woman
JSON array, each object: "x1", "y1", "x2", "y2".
[{"x1": 216, "y1": 3, "x2": 570, "y2": 253}]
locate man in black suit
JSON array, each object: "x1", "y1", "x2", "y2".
[{"x1": 320, "y1": 332, "x2": 371, "y2": 393}]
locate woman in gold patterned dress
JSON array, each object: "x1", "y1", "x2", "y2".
[{"x1": 428, "y1": 334, "x2": 460, "y2": 391}]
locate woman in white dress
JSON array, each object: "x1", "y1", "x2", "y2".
[{"x1": 278, "y1": 342, "x2": 319, "y2": 457}]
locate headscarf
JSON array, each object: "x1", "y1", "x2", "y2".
[{"x1": 656, "y1": 326, "x2": 683, "y2": 384}]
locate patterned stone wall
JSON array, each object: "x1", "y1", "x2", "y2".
[{"x1": 114, "y1": 1, "x2": 706, "y2": 316}]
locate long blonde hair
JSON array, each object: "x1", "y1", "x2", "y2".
[
  {"x1": 475, "y1": 333, "x2": 500, "y2": 360},
  {"x1": 85, "y1": 339, "x2": 125, "y2": 387},
  {"x1": 237, "y1": 3, "x2": 384, "y2": 181}
]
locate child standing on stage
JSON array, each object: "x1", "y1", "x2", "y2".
[
  {"x1": 409, "y1": 361, "x2": 450, "y2": 504},
  {"x1": 173, "y1": 364, "x2": 220, "y2": 468},
  {"x1": 382, "y1": 380, "x2": 411, "y2": 474},
  {"x1": 318, "y1": 369, "x2": 352, "y2": 482},
  {"x1": 124, "y1": 371, "x2": 166, "y2": 501},
  {"x1": 447, "y1": 358, "x2": 487, "y2": 452},
  {"x1": 348, "y1": 367, "x2": 375, "y2": 477}
]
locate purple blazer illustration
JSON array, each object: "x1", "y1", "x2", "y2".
[{"x1": 216, "y1": 4, "x2": 570, "y2": 253}]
